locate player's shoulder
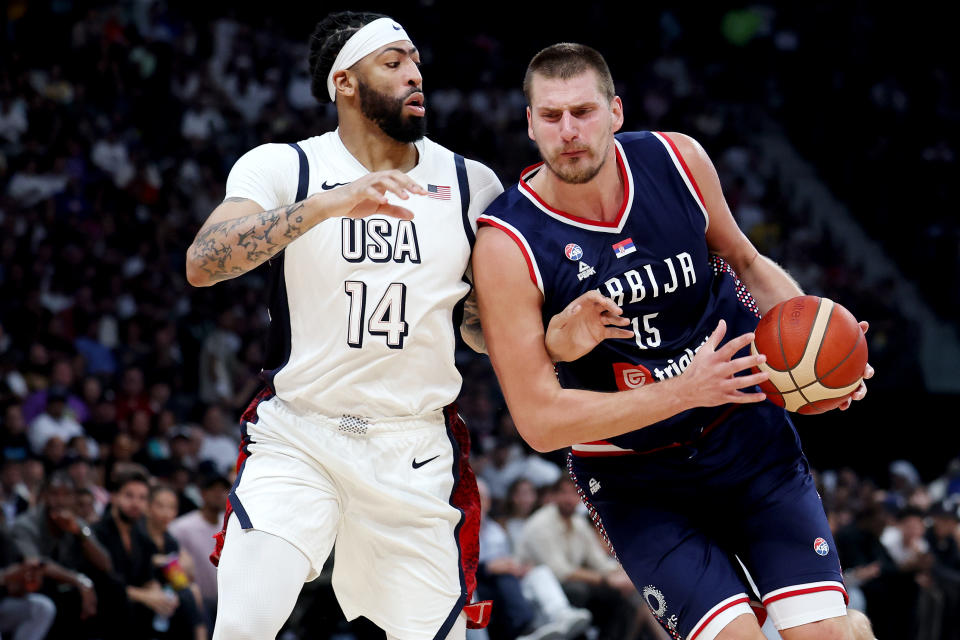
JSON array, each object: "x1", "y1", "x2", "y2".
[
  {"x1": 421, "y1": 137, "x2": 503, "y2": 198},
  {"x1": 232, "y1": 140, "x2": 301, "y2": 170}
]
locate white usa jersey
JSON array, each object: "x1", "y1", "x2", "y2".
[{"x1": 224, "y1": 131, "x2": 503, "y2": 418}]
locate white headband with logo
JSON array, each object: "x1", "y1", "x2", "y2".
[{"x1": 326, "y1": 17, "x2": 412, "y2": 102}]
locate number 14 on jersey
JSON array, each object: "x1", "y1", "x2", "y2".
[{"x1": 344, "y1": 281, "x2": 409, "y2": 349}]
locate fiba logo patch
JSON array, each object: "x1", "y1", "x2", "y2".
[
  {"x1": 564, "y1": 243, "x2": 583, "y2": 261},
  {"x1": 814, "y1": 537, "x2": 830, "y2": 556},
  {"x1": 642, "y1": 585, "x2": 667, "y2": 618}
]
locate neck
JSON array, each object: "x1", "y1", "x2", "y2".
[
  {"x1": 528, "y1": 142, "x2": 621, "y2": 222},
  {"x1": 201, "y1": 504, "x2": 220, "y2": 524},
  {"x1": 145, "y1": 519, "x2": 164, "y2": 539},
  {"x1": 337, "y1": 108, "x2": 419, "y2": 173}
]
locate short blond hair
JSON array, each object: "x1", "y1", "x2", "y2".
[{"x1": 523, "y1": 43, "x2": 614, "y2": 104}]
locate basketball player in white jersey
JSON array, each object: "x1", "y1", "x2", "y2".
[{"x1": 185, "y1": 11, "x2": 505, "y2": 640}]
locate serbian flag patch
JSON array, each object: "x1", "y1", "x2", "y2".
[{"x1": 612, "y1": 238, "x2": 636, "y2": 258}]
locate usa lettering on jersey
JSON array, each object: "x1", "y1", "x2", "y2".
[{"x1": 341, "y1": 218, "x2": 421, "y2": 263}]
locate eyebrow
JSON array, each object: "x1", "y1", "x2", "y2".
[
  {"x1": 381, "y1": 46, "x2": 419, "y2": 56},
  {"x1": 538, "y1": 102, "x2": 598, "y2": 112}
]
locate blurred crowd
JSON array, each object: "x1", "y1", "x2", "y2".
[{"x1": 0, "y1": 1, "x2": 956, "y2": 639}]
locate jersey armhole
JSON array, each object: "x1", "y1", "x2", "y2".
[
  {"x1": 652, "y1": 131, "x2": 710, "y2": 232},
  {"x1": 476, "y1": 215, "x2": 544, "y2": 295}
]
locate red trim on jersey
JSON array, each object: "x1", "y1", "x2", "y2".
[
  {"x1": 689, "y1": 597, "x2": 751, "y2": 640},
  {"x1": 762, "y1": 584, "x2": 849, "y2": 606},
  {"x1": 570, "y1": 449, "x2": 638, "y2": 457},
  {"x1": 476, "y1": 217, "x2": 538, "y2": 288},
  {"x1": 518, "y1": 144, "x2": 630, "y2": 228},
  {"x1": 657, "y1": 131, "x2": 707, "y2": 211}
]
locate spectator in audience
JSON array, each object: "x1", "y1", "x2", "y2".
[
  {"x1": 499, "y1": 478, "x2": 541, "y2": 551},
  {"x1": 169, "y1": 469, "x2": 230, "y2": 632},
  {"x1": 142, "y1": 483, "x2": 208, "y2": 640},
  {"x1": 480, "y1": 410, "x2": 561, "y2": 503},
  {"x1": 195, "y1": 405, "x2": 237, "y2": 476},
  {"x1": 9, "y1": 470, "x2": 111, "y2": 639},
  {"x1": 0, "y1": 525, "x2": 57, "y2": 640},
  {"x1": 27, "y1": 385, "x2": 85, "y2": 456},
  {"x1": 93, "y1": 466, "x2": 190, "y2": 638},
  {"x1": 517, "y1": 477, "x2": 642, "y2": 640},
  {"x1": 927, "y1": 499, "x2": 960, "y2": 639},
  {"x1": 476, "y1": 478, "x2": 591, "y2": 640}
]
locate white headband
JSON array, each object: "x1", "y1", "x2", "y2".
[{"x1": 326, "y1": 17, "x2": 412, "y2": 102}]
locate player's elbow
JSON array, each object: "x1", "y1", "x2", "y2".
[
  {"x1": 513, "y1": 415, "x2": 563, "y2": 453},
  {"x1": 185, "y1": 254, "x2": 213, "y2": 288}
]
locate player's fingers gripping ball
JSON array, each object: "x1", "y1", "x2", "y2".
[{"x1": 750, "y1": 295, "x2": 868, "y2": 414}]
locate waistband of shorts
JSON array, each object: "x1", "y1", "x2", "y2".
[{"x1": 264, "y1": 397, "x2": 448, "y2": 434}]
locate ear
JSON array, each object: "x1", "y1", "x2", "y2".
[
  {"x1": 333, "y1": 69, "x2": 357, "y2": 99},
  {"x1": 526, "y1": 105, "x2": 535, "y2": 142},
  {"x1": 611, "y1": 96, "x2": 624, "y2": 133}
]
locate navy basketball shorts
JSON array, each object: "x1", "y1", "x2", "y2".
[{"x1": 568, "y1": 413, "x2": 847, "y2": 640}]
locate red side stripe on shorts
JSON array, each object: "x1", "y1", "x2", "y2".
[
  {"x1": 689, "y1": 597, "x2": 751, "y2": 640},
  {"x1": 762, "y1": 584, "x2": 849, "y2": 606},
  {"x1": 209, "y1": 387, "x2": 272, "y2": 567}
]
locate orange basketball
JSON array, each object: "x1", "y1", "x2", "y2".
[{"x1": 751, "y1": 295, "x2": 868, "y2": 414}]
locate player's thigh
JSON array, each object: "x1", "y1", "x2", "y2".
[
  {"x1": 733, "y1": 461, "x2": 847, "y2": 631},
  {"x1": 570, "y1": 465, "x2": 758, "y2": 640},
  {"x1": 332, "y1": 419, "x2": 473, "y2": 640},
  {"x1": 712, "y1": 613, "x2": 768, "y2": 640},
  {"x1": 233, "y1": 400, "x2": 342, "y2": 579},
  {"x1": 213, "y1": 513, "x2": 315, "y2": 640},
  {"x1": 778, "y1": 615, "x2": 852, "y2": 640}
]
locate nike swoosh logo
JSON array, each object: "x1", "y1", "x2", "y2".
[
  {"x1": 321, "y1": 181, "x2": 349, "y2": 190},
  {"x1": 412, "y1": 455, "x2": 440, "y2": 469},
  {"x1": 392, "y1": 24, "x2": 402, "y2": 30}
]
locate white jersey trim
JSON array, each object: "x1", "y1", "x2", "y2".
[
  {"x1": 651, "y1": 131, "x2": 710, "y2": 232},
  {"x1": 475, "y1": 214, "x2": 544, "y2": 295},
  {"x1": 515, "y1": 140, "x2": 635, "y2": 234}
]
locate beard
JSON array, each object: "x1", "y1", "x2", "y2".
[
  {"x1": 357, "y1": 80, "x2": 426, "y2": 143},
  {"x1": 541, "y1": 143, "x2": 609, "y2": 184},
  {"x1": 539, "y1": 124, "x2": 614, "y2": 184}
]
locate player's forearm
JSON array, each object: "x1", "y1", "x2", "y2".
[
  {"x1": 504, "y1": 376, "x2": 692, "y2": 452},
  {"x1": 186, "y1": 199, "x2": 315, "y2": 287},
  {"x1": 736, "y1": 254, "x2": 803, "y2": 315}
]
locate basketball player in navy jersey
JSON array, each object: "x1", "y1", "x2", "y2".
[
  {"x1": 473, "y1": 44, "x2": 875, "y2": 640},
  {"x1": 184, "y1": 11, "x2": 512, "y2": 640}
]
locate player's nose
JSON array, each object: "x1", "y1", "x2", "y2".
[
  {"x1": 559, "y1": 112, "x2": 578, "y2": 139},
  {"x1": 404, "y1": 59, "x2": 422, "y2": 88}
]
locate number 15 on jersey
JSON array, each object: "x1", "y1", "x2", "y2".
[{"x1": 344, "y1": 281, "x2": 409, "y2": 349}]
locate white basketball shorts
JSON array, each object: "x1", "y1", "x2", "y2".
[{"x1": 214, "y1": 393, "x2": 481, "y2": 640}]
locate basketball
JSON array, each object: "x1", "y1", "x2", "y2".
[{"x1": 751, "y1": 295, "x2": 868, "y2": 414}]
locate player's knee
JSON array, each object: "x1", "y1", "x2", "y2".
[
  {"x1": 846, "y1": 608, "x2": 877, "y2": 640},
  {"x1": 212, "y1": 617, "x2": 279, "y2": 640}
]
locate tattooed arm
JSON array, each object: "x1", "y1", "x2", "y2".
[{"x1": 186, "y1": 170, "x2": 427, "y2": 287}]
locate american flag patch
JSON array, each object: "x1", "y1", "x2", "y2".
[{"x1": 427, "y1": 184, "x2": 451, "y2": 200}]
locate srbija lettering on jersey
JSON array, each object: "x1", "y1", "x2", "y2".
[
  {"x1": 479, "y1": 131, "x2": 779, "y2": 453},
  {"x1": 230, "y1": 132, "x2": 498, "y2": 418}
]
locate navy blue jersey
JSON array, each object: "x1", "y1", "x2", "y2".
[{"x1": 479, "y1": 131, "x2": 786, "y2": 452}]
